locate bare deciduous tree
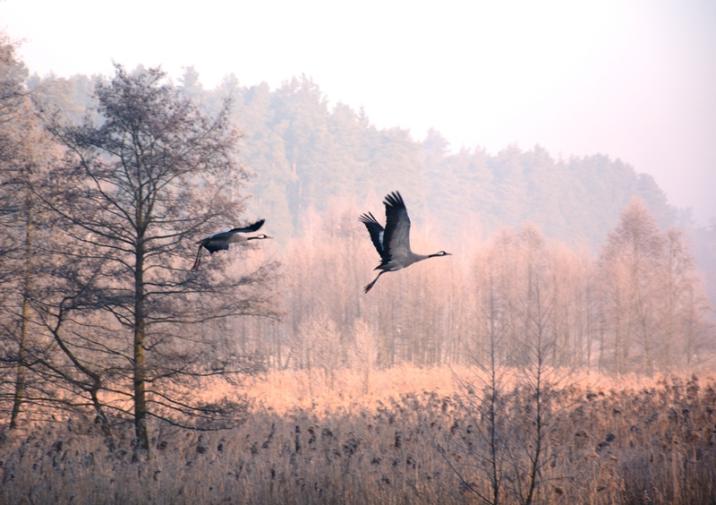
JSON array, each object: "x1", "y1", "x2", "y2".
[
  {"x1": 42, "y1": 65, "x2": 275, "y2": 450},
  {"x1": 0, "y1": 38, "x2": 59, "y2": 430}
]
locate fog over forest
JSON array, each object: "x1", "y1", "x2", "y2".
[
  {"x1": 1, "y1": 28, "x2": 716, "y2": 505},
  {"x1": 26, "y1": 67, "x2": 716, "y2": 302}
]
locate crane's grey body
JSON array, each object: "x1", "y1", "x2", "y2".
[
  {"x1": 201, "y1": 230, "x2": 249, "y2": 253},
  {"x1": 192, "y1": 219, "x2": 269, "y2": 270},
  {"x1": 360, "y1": 192, "x2": 450, "y2": 293}
]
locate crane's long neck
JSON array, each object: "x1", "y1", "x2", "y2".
[
  {"x1": 411, "y1": 252, "x2": 441, "y2": 261},
  {"x1": 400, "y1": 253, "x2": 431, "y2": 268},
  {"x1": 410, "y1": 252, "x2": 445, "y2": 264}
]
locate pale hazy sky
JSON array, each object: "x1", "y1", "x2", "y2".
[{"x1": 1, "y1": 0, "x2": 715, "y2": 223}]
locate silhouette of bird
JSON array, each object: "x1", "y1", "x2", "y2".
[
  {"x1": 359, "y1": 191, "x2": 450, "y2": 293},
  {"x1": 192, "y1": 219, "x2": 270, "y2": 270}
]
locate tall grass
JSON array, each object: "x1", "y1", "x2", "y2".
[{"x1": 1, "y1": 367, "x2": 714, "y2": 505}]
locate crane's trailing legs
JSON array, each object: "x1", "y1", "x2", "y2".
[{"x1": 364, "y1": 271, "x2": 385, "y2": 293}]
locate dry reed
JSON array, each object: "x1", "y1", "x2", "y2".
[{"x1": 1, "y1": 366, "x2": 714, "y2": 505}]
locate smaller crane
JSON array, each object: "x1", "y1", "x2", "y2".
[{"x1": 192, "y1": 219, "x2": 270, "y2": 270}]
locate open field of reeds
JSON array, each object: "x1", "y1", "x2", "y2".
[{"x1": 1, "y1": 366, "x2": 715, "y2": 505}]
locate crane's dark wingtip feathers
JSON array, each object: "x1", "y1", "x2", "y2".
[
  {"x1": 360, "y1": 212, "x2": 386, "y2": 258},
  {"x1": 383, "y1": 191, "x2": 405, "y2": 209},
  {"x1": 359, "y1": 212, "x2": 380, "y2": 225},
  {"x1": 230, "y1": 219, "x2": 265, "y2": 233}
]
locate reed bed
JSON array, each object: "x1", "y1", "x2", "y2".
[{"x1": 1, "y1": 367, "x2": 715, "y2": 505}]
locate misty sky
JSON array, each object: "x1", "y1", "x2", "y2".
[{"x1": 1, "y1": 0, "x2": 714, "y2": 224}]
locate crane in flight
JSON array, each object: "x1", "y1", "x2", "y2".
[
  {"x1": 359, "y1": 191, "x2": 450, "y2": 293},
  {"x1": 192, "y1": 219, "x2": 270, "y2": 270}
]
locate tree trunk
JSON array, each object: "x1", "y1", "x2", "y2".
[
  {"x1": 9, "y1": 296, "x2": 30, "y2": 429},
  {"x1": 9, "y1": 200, "x2": 32, "y2": 430},
  {"x1": 133, "y1": 240, "x2": 149, "y2": 451},
  {"x1": 488, "y1": 277, "x2": 501, "y2": 505}
]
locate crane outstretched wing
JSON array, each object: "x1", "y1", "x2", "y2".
[
  {"x1": 382, "y1": 191, "x2": 411, "y2": 263},
  {"x1": 229, "y1": 219, "x2": 265, "y2": 234},
  {"x1": 359, "y1": 212, "x2": 386, "y2": 260}
]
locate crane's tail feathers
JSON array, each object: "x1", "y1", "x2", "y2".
[{"x1": 230, "y1": 219, "x2": 265, "y2": 233}]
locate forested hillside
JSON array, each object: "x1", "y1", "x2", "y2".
[{"x1": 29, "y1": 69, "x2": 677, "y2": 250}]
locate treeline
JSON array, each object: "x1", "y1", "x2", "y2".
[
  {"x1": 33, "y1": 67, "x2": 716, "y2": 305},
  {"x1": 228, "y1": 198, "x2": 712, "y2": 376},
  {"x1": 29, "y1": 68, "x2": 678, "y2": 249}
]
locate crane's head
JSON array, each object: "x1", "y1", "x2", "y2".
[{"x1": 429, "y1": 250, "x2": 451, "y2": 258}]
